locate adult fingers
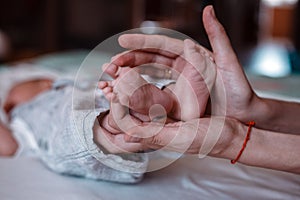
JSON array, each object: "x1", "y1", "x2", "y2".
[
  {"x1": 112, "y1": 50, "x2": 174, "y2": 68},
  {"x1": 102, "y1": 63, "x2": 119, "y2": 79},
  {"x1": 118, "y1": 34, "x2": 184, "y2": 58},
  {"x1": 203, "y1": 6, "x2": 240, "y2": 67},
  {"x1": 94, "y1": 125, "x2": 146, "y2": 154},
  {"x1": 125, "y1": 120, "x2": 200, "y2": 154},
  {"x1": 101, "y1": 50, "x2": 175, "y2": 80},
  {"x1": 125, "y1": 122, "x2": 180, "y2": 146}
]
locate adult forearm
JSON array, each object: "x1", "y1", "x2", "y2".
[
  {"x1": 213, "y1": 119, "x2": 300, "y2": 174},
  {"x1": 252, "y1": 97, "x2": 300, "y2": 134}
]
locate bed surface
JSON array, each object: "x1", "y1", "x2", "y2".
[
  {"x1": 1, "y1": 156, "x2": 300, "y2": 200},
  {"x1": 0, "y1": 50, "x2": 300, "y2": 199}
]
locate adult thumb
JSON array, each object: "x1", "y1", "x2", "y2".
[{"x1": 203, "y1": 5, "x2": 239, "y2": 66}]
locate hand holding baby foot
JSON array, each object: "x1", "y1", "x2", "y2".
[
  {"x1": 97, "y1": 66, "x2": 174, "y2": 153},
  {"x1": 102, "y1": 39, "x2": 217, "y2": 123},
  {"x1": 99, "y1": 65, "x2": 174, "y2": 118}
]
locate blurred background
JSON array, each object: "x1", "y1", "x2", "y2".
[{"x1": 0, "y1": 0, "x2": 299, "y2": 76}]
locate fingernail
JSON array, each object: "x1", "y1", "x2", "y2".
[
  {"x1": 102, "y1": 63, "x2": 109, "y2": 70},
  {"x1": 98, "y1": 81, "x2": 105, "y2": 88},
  {"x1": 210, "y1": 6, "x2": 216, "y2": 18},
  {"x1": 184, "y1": 39, "x2": 195, "y2": 49},
  {"x1": 118, "y1": 35, "x2": 129, "y2": 47}
]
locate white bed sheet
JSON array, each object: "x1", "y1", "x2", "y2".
[
  {"x1": 1, "y1": 155, "x2": 299, "y2": 200},
  {"x1": 1, "y1": 52, "x2": 300, "y2": 199}
]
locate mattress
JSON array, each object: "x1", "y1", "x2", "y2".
[
  {"x1": 0, "y1": 50, "x2": 300, "y2": 199},
  {"x1": 1, "y1": 155, "x2": 299, "y2": 200}
]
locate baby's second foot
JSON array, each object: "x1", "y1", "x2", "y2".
[
  {"x1": 171, "y1": 39, "x2": 216, "y2": 121},
  {"x1": 99, "y1": 67, "x2": 174, "y2": 119}
]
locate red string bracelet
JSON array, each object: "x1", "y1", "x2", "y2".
[{"x1": 231, "y1": 121, "x2": 255, "y2": 164}]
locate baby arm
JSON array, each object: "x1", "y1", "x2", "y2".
[{"x1": 0, "y1": 120, "x2": 18, "y2": 156}]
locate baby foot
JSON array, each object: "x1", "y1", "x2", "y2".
[
  {"x1": 99, "y1": 66, "x2": 174, "y2": 120},
  {"x1": 171, "y1": 39, "x2": 216, "y2": 121}
]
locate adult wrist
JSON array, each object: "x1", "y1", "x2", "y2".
[
  {"x1": 208, "y1": 118, "x2": 246, "y2": 160},
  {"x1": 236, "y1": 93, "x2": 268, "y2": 127},
  {"x1": 245, "y1": 95, "x2": 275, "y2": 130}
]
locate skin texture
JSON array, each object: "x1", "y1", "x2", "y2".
[
  {"x1": 94, "y1": 6, "x2": 300, "y2": 174},
  {"x1": 0, "y1": 120, "x2": 18, "y2": 156},
  {"x1": 4, "y1": 79, "x2": 53, "y2": 114},
  {"x1": 99, "y1": 39, "x2": 217, "y2": 122},
  {"x1": 113, "y1": 7, "x2": 300, "y2": 134},
  {"x1": 0, "y1": 79, "x2": 53, "y2": 156}
]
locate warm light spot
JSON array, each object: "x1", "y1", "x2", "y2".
[{"x1": 262, "y1": 0, "x2": 298, "y2": 7}]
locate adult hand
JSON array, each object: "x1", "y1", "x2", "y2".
[
  {"x1": 93, "y1": 109, "x2": 149, "y2": 154},
  {"x1": 201, "y1": 5, "x2": 260, "y2": 124},
  {"x1": 118, "y1": 114, "x2": 300, "y2": 174},
  {"x1": 94, "y1": 108, "x2": 236, "y2": 157},
  {"x1": 106, "y1": 5, "x2": 264, "y2": 127},
  {"x1": 123, "y1": 116, "x2": 236, "y2": 157}
]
